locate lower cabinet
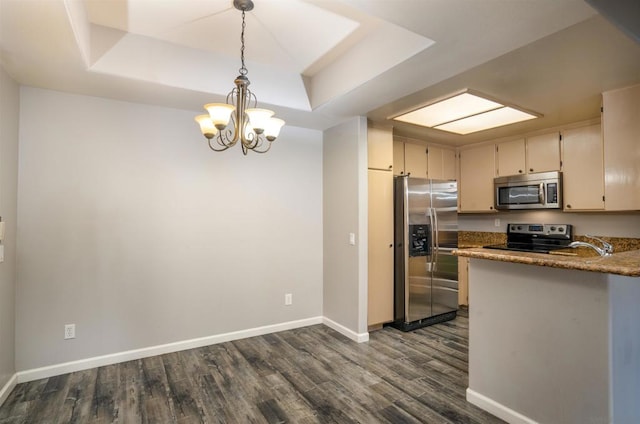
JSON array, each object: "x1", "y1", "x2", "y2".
[
  {"x1": 458, "y1": 257, "x2": 469, "y2": 306},
  {"x1": 368, "y1": 169, "x2": 394, "y2": 327}
]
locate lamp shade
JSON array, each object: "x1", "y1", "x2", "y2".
[
  {"x1": 205, "y1": 103, "x2": 235, "y2": 130},
  {"x1": 264, "y1": 118, "x2": 285, "y2": 141},
  {"x1": 246, "y1": 108, "x2": 274, "y2": 133},
  {"x1": 195, "y1": 115, "x2": 218, "y2": 139}
]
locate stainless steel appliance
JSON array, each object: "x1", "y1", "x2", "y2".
[
  {"x1": 494, "y1": 171, "x2": 562, "y2": 210},
  {"x1": 484, "y1": 223, "x2": 573, "y2": 253},
  {"x1": 393, "y1": 176, "x2": 458, "y2": 331}
]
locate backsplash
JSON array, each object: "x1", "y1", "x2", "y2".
[{"x1": 458, "y1": 210, "x2": 640, "y2": 238}]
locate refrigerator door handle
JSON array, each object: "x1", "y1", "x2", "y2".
[{"x1": 432, "y1": 207, "x2": 439, "y2": 272}]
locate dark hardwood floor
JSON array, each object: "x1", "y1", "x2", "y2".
[{"x1": 0, "y1": 310, "x2": 504, "y2": 423}]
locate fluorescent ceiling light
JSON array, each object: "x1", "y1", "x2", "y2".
[
  {"x1": 391, "y1": 90, "x2": 540, "y2": 135},
  {"x1": 435, "y1": 107, "x2": 538, "y2": 135}
]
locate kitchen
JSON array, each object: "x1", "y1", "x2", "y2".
[{"x1": 1, "y1": 0, "x2": 640, "y2": 423}]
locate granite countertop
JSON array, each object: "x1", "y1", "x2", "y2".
[{"x1": 453, "y1": 247, "x2": 640, "y2": 277}]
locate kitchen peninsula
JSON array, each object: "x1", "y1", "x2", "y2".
[{"x1": 454, "y1": 247, "x2": 640, "y2": 424}]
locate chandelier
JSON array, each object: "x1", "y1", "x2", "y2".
[{"x1": 195, "y1": 0, "x2": 285, "y2": 155}]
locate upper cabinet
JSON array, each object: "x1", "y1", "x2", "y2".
[
  {"x1": 602, "y1": 84, "x2": 640, "y2": 211},
  {"x1": 428, "y1": 145, "x2": 457, "y2": 180},
  {"x1": 527, "y1": 132, "x2": 561, "y2": 173},
  {"x1": 393, "y1": 140, "x2": 405, "y2": 176},
  {"x1": 394, "y1": 138, "x2": 456, "y2": 180},
  {"x1": 459, "y1": 143, "x2": 496, "y2": 212},
  {"x1": 496, "y1": 139, "x2": 525, "y2": 176},
  {"x1": 368, "y1": 125, "x2": 393, "y2": 171},
  {"x1": 561, "y1": 123, "x2": 604, "y2": 211},
  {"x1": 496, "y1": 133, "x2": 560, "y2": 177},
  {"x1": 404, "y1": 143, "x2": 428, "y2": 177}
]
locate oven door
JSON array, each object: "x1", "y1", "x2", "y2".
[{"x1": 495, "y1": 183, "x2": 544, "y2": 210}]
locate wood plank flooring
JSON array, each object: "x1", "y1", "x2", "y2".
[{"x1": 0, "y1": 310, "x2": 504, "y2": 423}]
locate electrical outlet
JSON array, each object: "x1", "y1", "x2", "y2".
[
  {"x1": 64, "y1": 324, "x2": 76, "y2": 339},
  {"x1": 494, "y1": 218, "x2": 501, "y2": 227},
  {"x1": 285, "y1": 293, "x2": 292, "y2": 306}
]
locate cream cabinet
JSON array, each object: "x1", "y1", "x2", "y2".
[
  {"x1": 459, "y1": 143, "x2": 497, "y2": 212},
  {"x1": 496, "y1": 133, "x2": 560, "y2": 176},
  {"x1": 561, "y1": 124, "x2": 605, "y2": 211},
  {"x1": 404, "y1": 143, "x2": 427, "y2": 177},
  {"x1": 427, "y1": 145, "x2": 457, "y2": 180},
  {"x1": 393, "y1": 140, "x2": 405, "y2": 176},
  {"x1": 527, "y1": 132, "x2": 560, "y2": 173},
  {"x1": 368, "y1": 169, "x2": 394, "y2": 327},
  {"x1": 496, "y1": 139, "x2": 525, "y2": 176},
  {"x1": 458, "y1": 257, "x2": 469, "y2": 306},
  {"x1": 603, "y1": 84, "x2": 640, "y2": 211},
  {"x1": 368, "y1": 126, "x2": 393, "y2": 171}
]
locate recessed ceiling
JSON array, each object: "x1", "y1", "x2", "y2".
[{"x1": 2, "y1": 0, "x2": 638, "y2": 146}]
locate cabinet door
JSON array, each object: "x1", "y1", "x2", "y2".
[
  {"x1": 428, "y1": 146, "x2": 456, "y2": 180},
  {"x1": 404, "y1": 143, "x2": 427, "y2": 177},
  {"x1": 459, "y1": 144, "x2": 496, "y2": 212},
  {"x1": 368, "y1": 169, "x2": 394, "y2": 326},
  {"x1": 561, "y1": 124, "x2": 604, "y2": 211},
  {"x1": 368, "y1": 126, "x2": 393, "y2": 171},
  {"x1": 427, "y1": 145, "x2": 444, "y2": 180},
  {"x1": 393, "y1": 140, "x2": 405, "y2": 176},
  {"x1": 442, "y1": 149, "x2": 456, "y2": 180},
  {"x1": 527, "y1": 132, "x2": 560, "y2": 173},
  {"x1": 603, "y1": 84, "x2": 640, "y2": 211},
  {"x1": 458, "y1": 257, "x2": 469, "y2": 306},
  {"x1": 496, "y1": 139, "x2": 525, "y2": 176}
]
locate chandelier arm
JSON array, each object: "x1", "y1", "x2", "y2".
[{"x1": 208, "y1": 137, "x2": 233, "y2": 152}]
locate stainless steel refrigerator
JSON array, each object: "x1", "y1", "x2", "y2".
[{"x1": 392, "y1": 176, "x2": 458, "y2": 331}]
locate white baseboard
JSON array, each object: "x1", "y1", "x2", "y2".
[
  {"x1": 466, "y1": 388, "x2": 538, "y2": 424},
  {"x1": 322, "y1": 317, "x2": 369, "y2": 343},
  {"x1": 0, "y1": 373, "x2": 17, "y2": 407},
  {"x1": 17, "y1": 316, "x2": 323, "y2": 384}
]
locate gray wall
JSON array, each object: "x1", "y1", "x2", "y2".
[
  {"x1": 15, "y1": 87, "x2": 324, "y2": 371},
  {"x1": 323, "y1": 117, "x2": 369, "y2": 335},
  {"x1": 0, "y1": 67, "x2": 19, "y2": 391},
  {"x1": 459, "y1": 210, "x2": 640, "y2": 238}
]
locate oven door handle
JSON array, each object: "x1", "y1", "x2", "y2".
[{"x1": 539, "y1": 183, "x2": 545, "y2": 205}]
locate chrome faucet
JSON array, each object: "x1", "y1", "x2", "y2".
[{"x1": 568, "y1": 235, "x2": 613, "y2": 257}]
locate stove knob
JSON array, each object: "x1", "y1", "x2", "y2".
[
  {"x1": 558, "y1": 227, "x2": 564, "y2": 232},
  {"x1": 550, "y1": 226, "x2": 556, "y2": 232},
  {"x1": 517, "y1": 225, "x2": 522, "y2": 230}
]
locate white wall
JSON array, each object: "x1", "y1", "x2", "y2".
[
  {"x1": 0, "y1": 68, "x2": 19, "y2": 396},
  {"x1": 322, "y1": 117, "x2": 369, "y2": 336},
  {"x1": 460, "y1": 210, "x2": 640, "y2": 238},
  {"x1": 15, "y1": 87, "x2": 323, "y2": 371}
]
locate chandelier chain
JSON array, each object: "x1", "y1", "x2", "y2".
[{"x1": 239, "y1": 9, "x2": 247, "y2": 76}]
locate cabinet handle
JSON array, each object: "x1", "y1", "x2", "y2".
[
  {"x1": 518, "y1": 169, "x2": 523, "y2": 173},
  {"x1": 489, "y1": 206, "x2": 493, "y2": 210},
  {"x1": 567, "y1": 204, "x2": 572, "y2": 209},
  {"x1": 530, "y1": 168, "x2": 534, "y2": 172},
  {"x1": 400, "y1": 171, "x2": 404, "y2": 175},
  {"x1": 388, "y1": 165, "x2": 392, "y2": 169},
  {"x1": 389, "y1": 244, "x2": 393, "y2": 248}
]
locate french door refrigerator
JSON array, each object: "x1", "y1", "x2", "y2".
[{"x1": 392, "y1": 176, "x2": 458, "y2": 331}]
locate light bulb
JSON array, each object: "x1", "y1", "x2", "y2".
[
  {"x1": 204, "y1": 103, "x2": 235, "y2": 130},
  {"x1": 246, "y1": 108, "x2": 274, "y2": 134},
  {"x1": 194, "y1": 115, "x2": 217, "y2": 139},
  {"x1": 264, "y1": 118, "x2": 285, "y2": 141}
]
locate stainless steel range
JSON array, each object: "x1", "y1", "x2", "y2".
[{"x1": 484, "y1": 223, "x2": 573, "y2": 253}]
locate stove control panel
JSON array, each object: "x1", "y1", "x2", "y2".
[{"x1": 507, "y1": 223, "x2": 572, "y2": 239}]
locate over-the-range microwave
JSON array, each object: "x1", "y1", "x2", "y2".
[{"x1": 494, "y1": 171, "x2": 562, "y2": 210}]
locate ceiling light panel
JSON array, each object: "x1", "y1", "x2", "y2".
[
  {"x1": 393, "y1": 92, "x2": 502, "y2": 127},
  {"x1": 434, "y1": 107, "x2": 538, "y2": 135}
]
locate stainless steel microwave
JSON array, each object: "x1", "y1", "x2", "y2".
[{"x1": 494, "y1": 171, "x2": 562, "y2": 210}]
